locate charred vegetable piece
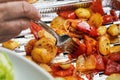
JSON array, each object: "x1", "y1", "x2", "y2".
[
  {"x1": 94, "y1": 54, "x2": 105, "y2": 70},
  {"x1": 90, "y1": 0, "x2": 104, "y2": 15},
  {"x1": 51, "y1": 63, "x2": 75, "y2": 77},
  {"x1": 76, "y1": 21, "x2": 98, "y2": 37},
  {"x1": 30, "y1": 21, "x2": 42, "y2": 39},
  {"x1": 105, "y1": 60, "x2": 120, "y2": 75},
  {"x1": 110, "y1": 9, "x2": 119, "y2": 21},
  {"x1": 102, "y1": 15, "x2": 113, "y2": 25},
  {"x1": 109, "y1": 51, "x2": 120, "y2": 62},
  {"x1": 57, "y1": 11, "x2": 76, "y2": 19}
]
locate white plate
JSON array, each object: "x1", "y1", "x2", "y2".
[{"x1": 0, "y1": 47, "x2": 54, "y2": 80}]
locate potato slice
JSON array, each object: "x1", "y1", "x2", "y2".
[
  {"x1": 75, "y1": 8, "x2": 91, "y2": 19},
  {"x1": 106, "y1": 74, "x2": 120, "y2": 80},
  {"x1": 110, "y1": 45, "x2": 120, "y2": 53},
  {"x1": 38, "y1": 30, "x2": 56, "y2": 45},
  {"x1": 32, "y1": 48, "x2": 52, "y2": 64},
  {"x1": 59, "y1": 63, "x2": 71, "y2": 70},
  {"x1": 32, "y1": 37, "x2": 58, "y2": 63},
  {"x1": 107, "y1": 24, "x2": 119, "y2": 36},
  {"x1": 98, "y1": 35, "x2": 110, "y2": 55},
  {"x1": 89, "y1": 13, "x2": 103, "y2": 28},
  {"x1": 97, "y1": 26, "x2": 107, "y2": 35},
  {"x1": 50, "y1": 16, "x2": 66, "y2": 35},
  {"x1": 2, "y1": 40, "x2": 19, "y2": 50}
]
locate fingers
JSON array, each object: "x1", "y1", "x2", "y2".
[
  {"x1": 0, "y1": 18, "x2": 30, "y2": 42},
  {"x1": 0, "y1": 0, "x2": 27, "y2": 3},
  {"x1": 0, "y1": 1, "x2": 40, "y2": 21}
]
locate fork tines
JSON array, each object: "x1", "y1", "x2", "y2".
[{"x1": 59, "y1": 38, "x2": 78, "y2": 53}]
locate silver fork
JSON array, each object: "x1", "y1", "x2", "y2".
[{"x1": 35, "y1": 20, "x2": 78, "y2": 53}]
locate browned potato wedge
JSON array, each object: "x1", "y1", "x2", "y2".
[
  {"x1": 50, "y1": 16, "x2": 66, "y2": 35},
  {"x1": 106, "y1": 74, "x2": 120, "y2": 80},
  {"x1": 98, "y1": 35, "x2": 110, "y2": 55},
  {"x1": 34, "y1": 37, "x2": 55, "y2": 48},
  {"x1": 38, "y1": 30, "x2": 56, "y2": 44},
  {"x1": 89, "y1": 13, "x2": 102, "y2": 28},
  {"x1": 59, "y1": 63, "x2": 71, "y2": 70},
  {"x1": 32, "y1": 37, "x2": 58, "y2": 64},
  {"x1": 2, "y1": 40, "x2": 19, "y2": 50},
  {"x1": 109, "y1": 36, "x2": 119, "y2": 44},
  {"x1": 110, "y1": 45, "x2": 120, "y2": 53},
  {"x1": 97, "y1": 26, "x2": 107, "y2": 35},
  {"x1": 75, "y1": 8, "x2": 91, "y2": 19},
  {"x1": 32, "y1": 48, "x2": 52, "y2": 64},
  {"x1": 107, "y1": 24, "x2": 119, "y2": 36}
]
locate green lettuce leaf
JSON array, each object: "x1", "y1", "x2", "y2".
[{"x1": 0, "y1": 51, "x2": 14, "y2": 80}]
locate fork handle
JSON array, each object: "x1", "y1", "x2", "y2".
[{"x1": 36, "y1": 20, "x2": 59, "y2": 40}]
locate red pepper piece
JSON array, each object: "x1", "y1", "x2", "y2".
[
  {"x1": 84, "y1": 35, "x2": 97, "y2": 55},
  {"x1": 109, "y1": 51, "x2": 120, "y2": 62},
  {"x1": 94, "y1": 54, "x2": 105, "y2": 70},
  {"x1": 50, "y1": 63, "x2": 75, "y2": 77},
  {"x1": 72, "y1": 39, "x2": 86, "y2": 58},
  {"x1": 110, "y1": 9, "x2": 119, "y2": 21},
  {"x1": 57, "y1": 10, "x2": 77, "y2": 19},
  {"x1": 102, "y1": 15, "x2": 113, "y2": 25},
  {"x1": 30, "y1": 21, "x2": 42, "y2": 39},
  {"x1": 90, "y1": 0, "x2": 105, "y2": 16},
  {"x1": 105, "y1": 60, "x2": 120, "y2": 75},
  {"x1": 76, "y1": 21, "x2": 98, "y2": 37}
]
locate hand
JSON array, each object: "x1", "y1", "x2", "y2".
[
  {"x1": 0, "y1": 0, "x2": 27, "y2": 3},
  {"x1": 0, "y1": 1, "x2": 40, "y2": 42}
]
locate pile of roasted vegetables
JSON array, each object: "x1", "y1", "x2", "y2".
[{"x1": 25, "y1": 0, "x2": 120, "y2": 80}]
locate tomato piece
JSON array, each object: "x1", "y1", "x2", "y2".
[
  {"x1": 105, "y1": 60, "x2": 120, "y2": 75},
  {"x1": 102, "y1": 15, "x2": 113, "y2": 25},
  {"x1": 110, "y1": 9, "x2": 119, "y2": 21},
  {"x1": 76, "y1": 21, "x2": 98, "y2": 37},
  {"x1": 57, "y1": 11, "x2": 77, "y2": 19},
  {"x1": 51, "y1": 63, "x2": 75, "y2": 77},
  {"x1": 90, "y1": 0, "x2": 104, "y2": 15}
]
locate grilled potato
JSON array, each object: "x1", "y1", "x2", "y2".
[
  {"x1": 107, "y1": 24, "x2": 119, "y2": 36},
  {"x1": 97, "y1": 26, "x2": 107, "y2": 35},
  {"x1": 2, "y1": 40, "x2": 19, "y2": 50},
  {"x1": 50, "y1": 16, "x2": 66, "y2": 35},
  {"x1": 110, "y1": 45, "x2": 120, "y2": 53},
  {"x1": 106, "y1": 74, "x2": 120, "y2": 80},
  {"x1": 98, "y1": 35, "x2": 110, "y2": 55},
  {"x1": 32, "y1": 37, "x2": 58, "y2": 64},
  {"x1": 32, "y1": 48, "x2": 52, "y2": 64},
  {"x1": 75, "y1": 8, "x2": 91, "y2": 19},
  {"x1": 38, "y1": 30, "x2": 56, "y2": 44},
  {"x1": 89, "y1": 13, "x2": 103, "y2": 27}
]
